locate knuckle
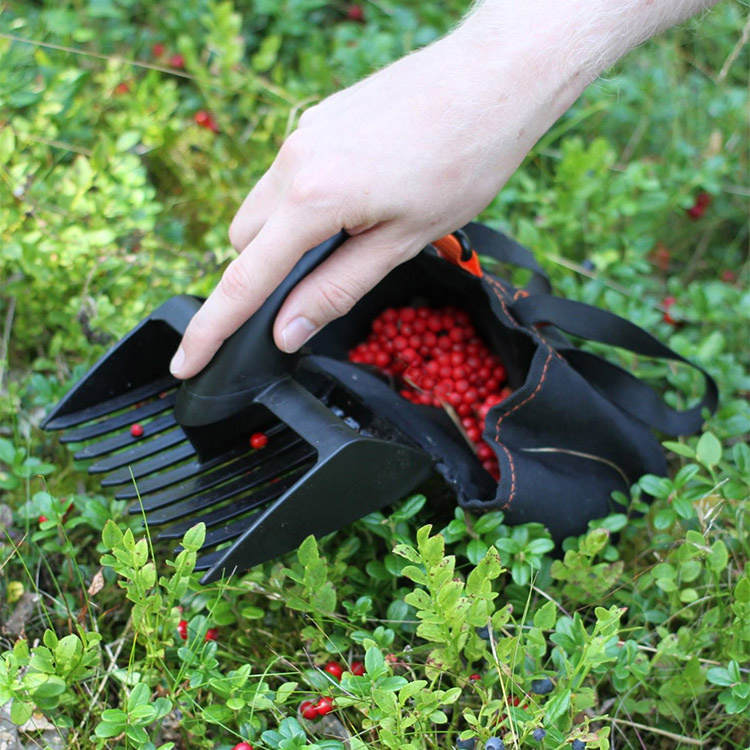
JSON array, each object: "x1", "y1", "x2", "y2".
[
  {"x1": 227, "y1": 217, "x2": 244, "y2": 252},
  {"x1": 318, "y1": 278, "x2": 360, "y2": 319},
  {"x1": 219, "y1": 258, "x2": 256, "y2": 302},
  {"x1": 297, "y1": 104, "x2": 319, "y2": 129},
  {"x1": 287, "y1": 170, "x2": 326, "y2": 207},
  {"x1": 278, "y1": 129, "x2": 307, "y2": 165}
]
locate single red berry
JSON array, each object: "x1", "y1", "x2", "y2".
[
  {"x1": 250, "y1": 432, "x2": 268, "y2": 449},
  {"x1": 152, "y1": 42, "x2": 165, "y2": 57},
  {"x1": 204, "y1": 627, "x2": 219, "y2": 641},
  {"x1": 177, "y1": 619, "x2": 188, "y2": 640},
  {"x1": 324, "y1": 661, "x2": 344, "y2": 681},
  {"x1": 38, "y1": 515, "x2": 48, "y2": 524},
  {"x1": 130, "y1": 423, "x2": 144, "y2": 438},
  {"x1": 231, "y1": 744, "x2": 253, "y2": 750},
  {"x1": 346, "y1": 4, "x2": 364, "y2": 22},
  {"x1": 663, "y1": 296, "x2": 678, "y2": 326},
  {"x1": 350, "y1": 660, "x2": 365, "y2": 676},
  {"x1": 114, "y1": 82, "x2": 130, "y2": 95},
  {"x1": 169, "y1": 53, "x2": 185, "y2": 68},
  {"x1": 469, "y1": 673, "x2": 481, "y2": 681},
  {"x1": 315, "y1": 696, "x2": 334, "y2": 715},
  {"x1": 477, "y1": 443, "x2": 494, "y2": 461},
  {"x1": 720, "y1": 269, "x2": 737, "y2": 282},
  {"x1": 299, "y1": 700, "x2": 319, "y2": 720}
]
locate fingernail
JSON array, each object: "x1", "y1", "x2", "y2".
[
  {"x1": 280, "y1": 317, "x2": 317, "y2": 353},
  {"x1": 170, "y1": 346, "x2": 185, "y2": 376}
]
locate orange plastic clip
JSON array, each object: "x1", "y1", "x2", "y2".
[{"x1": 432, "y1": 231, "x2": 483, "y2": 277}]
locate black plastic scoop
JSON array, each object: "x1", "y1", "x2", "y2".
[{"x1": 42, "y1": 233, "x2": 437, "y2": 583}]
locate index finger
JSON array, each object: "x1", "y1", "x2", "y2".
[{"x1": 170, "y1": 207, "x2": 341, "y2": 379}]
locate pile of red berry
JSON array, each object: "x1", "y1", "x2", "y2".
[{"x1": 348, "y1": 306, "x2": 509, "y2": 480}]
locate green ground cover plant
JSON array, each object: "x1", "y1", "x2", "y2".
[{"x1": 0, "y1": 1, "x2": 748, "y2": 748}]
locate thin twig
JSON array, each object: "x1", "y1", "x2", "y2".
[
  {"x1": 0, "y1": 294, "x2": 16, "y2": 394},
  {"x1": 610, "y1": 717, "x2": 705, "y2": 746},
  {"x1": 718, "y1": 12, "x2": 750, "y2": 82},
  {"x1": 0, "y1": 32, "x2": 292, "y2": 101}
]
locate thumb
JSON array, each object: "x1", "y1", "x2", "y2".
[{"x1": 273, "y1": 228, "x2": 423, "y2": 353}]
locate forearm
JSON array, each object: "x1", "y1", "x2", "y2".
[{"x1": 453, "y1": 0, "x2": 718, "y2": 109}]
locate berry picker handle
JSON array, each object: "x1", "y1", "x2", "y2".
[{"x1": 175, "y1": 231, "x2": 348, "y2": 426}]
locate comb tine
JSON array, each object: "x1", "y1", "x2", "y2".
[
  {"x1": 43, "y1": 374, "x2": 178, "y2": 430},
  {"x1": 99, "y1": 442, "x2": 195, "y2": 486},
  {"x1": 116, "y1": 444, "x2": 247, "y2": 501},
  {"x1": 115, "y1": 422, "x2": 292, "y2": 499},
  {"x1": 125, "y1": 433, "x2": 306, "y2": 510},
  {"x1": 75, "y1": 413, "x2": 178, "y2": 460},
  {"x1": 87, "y1": 427, "x2": 186, "y2": 474},
  {"x1": 154, "y1": 465, "x2": 309, "y2": 538},
  {"x1": 61, "y1": 392, "x2": 176, "y2": 443},
  {"x1": 198, "y1": 437, "x2": 434, "y2": 583}
]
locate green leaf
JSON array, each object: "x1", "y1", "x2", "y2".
[
  {"x1": 466, "y1": 538, "x2": 488, "y2": 564},
  {"x1": 543, "y1": 688, "x2": 571, "y2": 725},
  {"x1": 116, "y1": 131, "x2": 141, "y2": 151},
  {"x1": 251, "y1": 33, "x2": 282, "y2": 72},
  {"x1": 533, "y1": 600, "x2": 558, "y2": 630},
  {"x1": 102, "y1": 520, "x2": 123, "y2": 549},
  {"x1": 735, "y1": 576, "x2": 750, "y2": 603},
  {"x1": 202, "y1": 703, "x2": 233, "y2": 724},
  {"x1": 706, "y1": 667, "x2": 734, "y2": 686},
  {"x1": 182, "y1": 523, "x2": 206, "y2": 552},
  {"x1": 297, "y1": 535, "x2": 320, "y2": 568},
  {"x1": 10, "y1": 700, "x2": 33, "y2": 725},
  {"x1": 276, "y1": 681, "x2": 298, "y2": 703},
  {"x1": 365, "y1": 646, "x2": 385, "y2": 677},
  {"x1": 128, "y1": 682, "x2": 151, "y2": 710},
  {"x1": 696, "y1": 432, "x2": 722, "y2": 468},
  {"x1": 391, "y1": 494, "x2": 426, "y2": 521},
  {"x1": 0, "y1": 127, "x2": 15, "y2": 165},
  {"x1": 95, "y1": 721, "x2": 126, "y2": 738},
  {"x1": 662, "y1": 440, "x2": 695, "y2": 458}
]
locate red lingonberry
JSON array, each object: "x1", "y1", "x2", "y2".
[
  {"x1": 469, "y1": 673, "x2": 481, "y2": 681},
  {"x1": 130, "y1": 423, "x2": 144, "y2": 438},
  {"x1": 350, "y1": 660, "x2": 365, "y2": 676},
  {"x1": 720, "y1": 269, "x2": 737, "y2": 283},
  {"x1": 169, "y1": 53, "x2": 185, "y2": 68},
  {"x1": 114, "y1": 82, "x2": 130, "y2": 95},
  {"x1": 348, "y1": 304, "x2": 508, "y2": 479},
  {"x1": 152, "y1": 42, "x2": 165, "y2": 57},
  {"x1": 177, "y1": 619, "x2": 188, "y2": 640},
  {"x1": 663, "y1": 296, "x2": 679, "y2": 326},
  {"x1": 299, "y1": 700, "x2": 319, "y2": 720},
  {"x1": 231, "y1": 743, "x2": 253, "y2": 750},
  {"x1": 194, "y1": 110, "x2": 218, "y2": 132},
  {"x1": 323, "y1": 661, "x2": 344, "y2": 681},
  {"x1": 250, "y1": 432, "x2": 268, "y2": 449},
  {"x1": 204, "y1": 627, "x2": 219, "y2": 641},
  {"x1": 38, "y1": 515, "x2": 48, "y2": 524},
  {"x1": 315, "y1": 696, "x2": 334, "y2": 716}
]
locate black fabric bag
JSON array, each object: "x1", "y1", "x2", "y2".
[{"x1": 311, "y1": 222, "x2": 718, "y2": 541}]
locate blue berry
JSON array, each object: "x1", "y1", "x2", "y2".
[
  {"x1": 475, "y1": 625, "x2": 492, "y2": 641},
  {"x1": 485, "y1": 738, "x2": 504, "y2": 750},
  {"x1": 533, "y1": 728, "x2": 547, "y2": 741},
  {"x1": 571, "y1": 741, "x2": 586, "y2": 750},
  {"x1": 456, "y1": 738, "x2": 476, "y2": 750},
  {"x1": 530, "y1": 677, "x2": 554, "y2": 695}
]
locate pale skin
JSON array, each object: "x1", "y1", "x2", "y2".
[{"x1": 169, "y1": 0, "x2": 716, "y2": 379}]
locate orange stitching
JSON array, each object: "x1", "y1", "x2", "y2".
[
  {"x1": 492, "y1": 350, "x2": 553, "y2": 508},
  {"x1": 483, "y1": 275, "x2": 558, "y2": 507}
]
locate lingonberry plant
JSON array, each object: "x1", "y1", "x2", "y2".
[{"x1": 0, "y1": 0, "x2": 747, "y2": 748}]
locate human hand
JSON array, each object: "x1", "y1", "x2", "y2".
[{"x1": 170, "y1": 0, "x2": 709, "y2": 380}]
